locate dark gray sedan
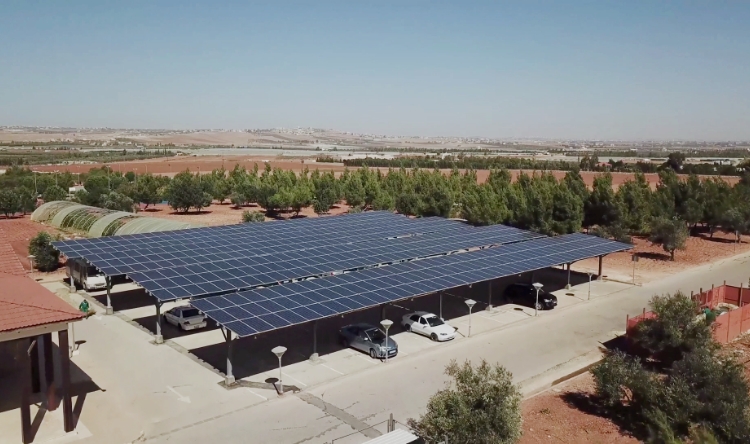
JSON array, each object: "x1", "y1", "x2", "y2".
[{"x1": 339, "y1": 323, "x2": 398, "y2": 359}]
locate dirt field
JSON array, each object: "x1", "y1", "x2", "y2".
[
  {"x1": 524, "y1": 334, "x2": 750, "y2": 444},
  {"x1": 30, "y1": 155, "x2": 741, "y2": 189},
  {"x1": 521, "y1": 373, "x2": 638, "y2": 444},
  {"x1": 573, "y1": 231, "x2": 750, "y2": 284}
]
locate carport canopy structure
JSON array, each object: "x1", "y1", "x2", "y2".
[
  {"x1": 192, "y1": 233, "x2": 633, "y2": 338},
  {"x1": 53, "y1": 212, "x2": 631, "y2": 358}
]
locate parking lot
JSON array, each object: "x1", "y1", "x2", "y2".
[{"x1": 76, "y1": 266, "x2": 631, "y2": 397}]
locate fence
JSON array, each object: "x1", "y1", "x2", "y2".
[{"x1": 626, "y1": 283, "x2": 750, "y2": 344}]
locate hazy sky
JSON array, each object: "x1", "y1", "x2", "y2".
[{"x1": 1, "y1": 1, "x2": 749, "y2": 140}]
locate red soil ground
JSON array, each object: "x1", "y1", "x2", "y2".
[
  {"x1": 521, "y1": 373, "x2": 638, "y2": 444},
  {"x1": 32, "y1": 155, "x2": 740, "y2": 189},
  {"x1": 523, "y1": 336, "x2": 750, "y2": 444}
]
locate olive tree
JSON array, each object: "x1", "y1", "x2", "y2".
[{"x1": 408, "y1": 359, "x2": 522, "y2": 444}]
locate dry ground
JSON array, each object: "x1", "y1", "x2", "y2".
[
  {"x1": 523, "y1": 335, "x2": 750, "y2": 444},
  {"x1": 31, "y1": 155, "x2": 740, "y2": 189},
  {"x1": 521, "y1": 373, "x2": 639, "y2": 444}
]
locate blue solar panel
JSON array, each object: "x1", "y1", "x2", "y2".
[
  {"x1": 191, "y1": 233, "x2": 633, "y2": 337},
  {"x1": 130, "y1": 224, "x2": 543, "y2": 301},
  {"x1": 54, "y1": 211, "x2": 468, "y2": 262}
]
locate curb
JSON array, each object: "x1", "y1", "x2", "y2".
[{"x1": 519, "y1": 349, "x2": 605, "y2": 399}]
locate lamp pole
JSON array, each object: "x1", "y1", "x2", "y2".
[
  {"x1": 532, "y1": 283, "x2": 543, "y2": 317},
  {"x1": 587, "y1": 272, "x2": 594, "y2": 300},
  {"x1": 465, "y1": 299, "x2": 476, "y2": 337},
  {"x1": 271, "y1": 346, "x2": 287, "y2": 395},
  {"x1": 380, "y1": 319, "x2": 393, "y2": 363}
]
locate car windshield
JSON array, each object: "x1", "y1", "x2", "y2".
[
  {"x1": 181, "y1": 308, "x2": 200, "y2": 317},
  {"x1": 426, "y1": 317, "x2": 444, "y2": 327},
  {"x1": 366, "y1": 328, "x2": 385, "y2": 342},
  {"x1": 87, "y1": 266, "x2": 104, "y2": 277}
]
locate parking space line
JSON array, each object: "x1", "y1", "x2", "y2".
[
  {"x1": 477, "y1": 314, "x2": 506, "y2": 324},
  {"x1": 344, "y1": 349, "x2": 377, "y2": 364},
  {"x1": 245, "y1": 389, "x2": 268, "y2": 401},
  {"x1": 282, "y1": 372, "x2": 307, "y2": 387},
  {"x1": 320, "y1": 364, "x2": 344, "y2": 375}
]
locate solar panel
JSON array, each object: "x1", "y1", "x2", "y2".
[
  {"x1": 54, "y1": 211, "x2": 467, "y2": 261},
  {"x1": 131, "y1": 224, "x2": 544, "y2": 301},
  {"x1": 192, "y1": 233, "x2": 633, "y2": 337},
  {"x1": 53, "y1": 213, "x2": 477, "y2": 281}
]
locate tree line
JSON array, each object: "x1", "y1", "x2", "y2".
[
  {"x1": 321, "y1": 151, "x2": 749, "y2": 177},
  {"x1": 2, "y1": 163, "x2": 749, "y2": 260}
]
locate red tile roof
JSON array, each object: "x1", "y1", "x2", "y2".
[
  {"x1": 0, "y1": 222, "x2": 27, "y2": 276},
  {"x1": 0, "y1": 273, "x2": 83, "y2": 333}
]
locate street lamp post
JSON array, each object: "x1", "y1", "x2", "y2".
[
  {"x1": 271, "y1": 346, "x2": 287, "y2": 395},
  {"x1": 532, "y1": 282, "x2": 543, "y2": 317},
  {"x1": 465, "y1": 299, "x2": 476, "y2": 337},
  {"x1": 380, "y1": 319, "x2": 393, "y2": 363},
  {"x1": 587, "y1": 272, "x2": 594, "y2": 300}
]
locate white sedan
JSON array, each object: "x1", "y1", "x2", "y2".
[
  {"x1": 164, "y1": 306, "x2": 208, "y2": 331},
  {"x1": 401, "y1": 311, "x2": 457, "y2": 342}
]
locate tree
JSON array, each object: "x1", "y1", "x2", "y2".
[
  {"x1": 721, "y1": 208, "x2": 748, "y2": 242},
  {"x1": 0, "y1": 189, "x2": 20, "y2": 218},
  {"x1": 649, "y1": 217, "x2": 689, "y2": 261},
  {"x1": 241, "y1": 211, "x2": 265, "y2": 223},
  {"x1": 166, "y1": 170, "x2": 210, "y2": 213},
  {"x1": 100, "y1": 192, "x2": 135, "y2": 212},
  {"x1": 461, "y1": 184, "x2": 509, "y2": 226},
  {"x1": 132, "y1": 173, "x2": 164, "y2": 208},
  {"x1": 663, "y1": 152, "x2": 686, "y2": 172},
  {"x1": 208, "y1": 168, "x2": 232, "y2": 203},
  {"x1": 311, "y1": 171, "x2": 339, "y2": 215},
  {"x1": 631, "y1": 292, "x2": 715, "y2": 366},
  {"x1": 408, "y1": 359, "x2": 522, "y2": 444},
  {"x1": 584, "y1": 174, "x2": 621, "y2": 230},
  {"x1": 29, "y1": 231, "x2": 60, "y2": 271},
  {"x1": 617, "y1": 172, "x2": 652, "y2": 234},
  {"x1": 17, "y1": 187, "x2": 37, "y2": 215},
  {"x1": 550, "y1": 184, "x2": 583, "y2": 235},
  {"x1": 42, "y1": 185, "x2": 67, "y2": 202}
]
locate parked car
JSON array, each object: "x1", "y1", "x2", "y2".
[
  {"x1": 503, "y1": 283, "x2": 558, "y2": 310},
  {"x1": 339, "y1": 323, "x2": 398, "y2": 359},
  {"x1": 401, "y1": 311, "x2": 457, "y2": 341},
  {"x1": 164, "y1": 306, "x2": 208, "y2": 331},
  {"x1": 66, "y1": 258, "x2": 107, "y2": 291}
]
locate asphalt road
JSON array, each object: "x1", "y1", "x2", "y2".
[{"x1": 145, "y1": 251, "x2": 750, "y2": 444}]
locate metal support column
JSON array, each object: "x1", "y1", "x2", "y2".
[
  {"x1": 154, "y1": 302, "x2": 164, "y2": 344},
  {"x1": 439, "y1": 291, "x2": 443, "y2": 319},
  {"x1": 225, "y1": 329, "x2": 235, "y2": 385},
  {"x1": 310, "y1": 321, "x2": 319, "y2": 362},
  {"x1": 566, "y1": 263, "x2": 571, "y2": 289},
  {"x1": 20, "y1": 338, "x2": 33, "y2": 444},
  {"x1": 598, "y1": 255, "x2": 603, "y2": 280},
  {"x1": 380, "y1": 304, "x2": 386, "y2": 321},
  {"x1": 69, "y1": 273, "x2": 75, "y2": 292},
  {"x1": 58, "y1": 329, "x2": 74, "y2": 433},
  {"x1": 487, "y1": 282, "x2": 493, "y2": 311},
  {"x1": 105, "y1": 276, "x2": 113, "y2": 315},
  {"x1": 30, "y1": 337, "x2": 40, "y2": 394}
]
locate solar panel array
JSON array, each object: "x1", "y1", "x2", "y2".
[
  {"x1": 74, "y1": 217, "x2": 481, "y2": 277},
  {"x1": 129, "y1": 224, "x2": 543, "y2": 301},
  {"x1": 191, "y1": 233, "x2": 633, "y2": 337},
  {"x1": 53, "y1": 211, "x2": 462, "y2": 261}
]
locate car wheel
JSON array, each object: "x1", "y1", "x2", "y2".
[
  {"x1": 369, "y1": 349, "x2": 377, "y2": 359},
  {"x1": 404, "y1": 324, "x2": 411, "y2": 332},
  {"x1": 535, "y1": 302, "x2": 543, "y2": 310},
  {"x1": 430, "y1": 333, "x2": 438, "y2": 341},
  {"x1": 340, "y1": 337, "x2": 349, "y2": 348}
]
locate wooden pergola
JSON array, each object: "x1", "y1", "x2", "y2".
[{"x1": 0, "y1": 274, "x2": 83, "y2": 444}]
